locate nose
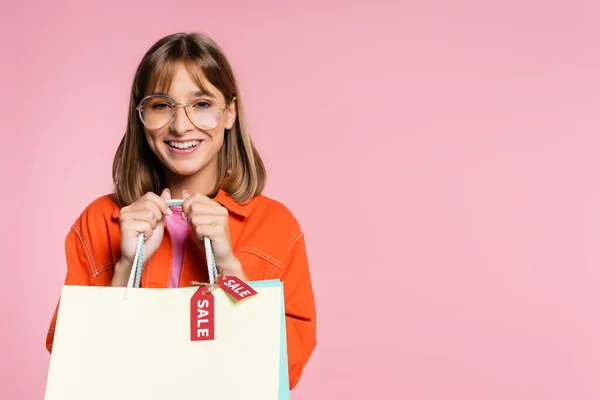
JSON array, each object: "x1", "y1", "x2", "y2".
[{"x1": 170, "y1": 104, "x2": 194, "y2": 135}]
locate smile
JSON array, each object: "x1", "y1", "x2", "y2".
[{"x1": 167, "y1": 140, "x2": 200, "y2": 149}]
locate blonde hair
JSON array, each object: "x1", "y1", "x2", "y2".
[{"x1": 112, "y1": 32, "x2": 266, "y2": 207}]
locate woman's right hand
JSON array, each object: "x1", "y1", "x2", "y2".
[{"x1": 116, "y1": 189, "x2": 173, "y2": 275}]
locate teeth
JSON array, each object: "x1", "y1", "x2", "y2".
[{"x1": 169, "y1": 141, "x2": 199, "y2": 149}]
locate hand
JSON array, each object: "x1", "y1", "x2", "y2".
[
  {"x1": 118, "y1": 189, "x2": 172, "y2": 269},
  {"x1": 181, "y1": 190, "x2": 245, "y2": 278}
]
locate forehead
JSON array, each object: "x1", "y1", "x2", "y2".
[{"x1": 145, "y1": 61, "x2": 222, "y2": 100}]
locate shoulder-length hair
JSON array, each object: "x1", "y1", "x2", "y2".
[{"x1": 112, "y1": 32, "x2": 266, "y2": 207}]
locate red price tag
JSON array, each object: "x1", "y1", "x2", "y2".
[
  {"x1": 190, "y1": 286, "x2": 214, "y2": 341},
  {"x1": 218, "y1": 276, "x2": 258, "y2": 301}
]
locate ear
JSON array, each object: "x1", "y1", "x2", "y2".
[{"x1": 224, "y1": 97, "x2": 237, "y2": 130}]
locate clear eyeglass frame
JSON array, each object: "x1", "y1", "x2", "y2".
[{"x1": 136, "y1": 94, "x2": 234, "y2": 131}]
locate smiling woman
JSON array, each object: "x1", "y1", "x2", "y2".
[
  {"x1": 113, "y1": 33, "x2": 261, "y2": 205},
  {"x1": 45, "y1": 32, "x2": 316, "y2": 391},
  {"x1": 132, "y1": 65, "x2": 237, "y2": 195}
]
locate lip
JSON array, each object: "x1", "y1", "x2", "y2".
[
  {"x1": 165, "y1": 139, "x2": 203, "y2": 142},
  {"x1": 165, "y1": 139, "x2": 203, "y2": 155}
]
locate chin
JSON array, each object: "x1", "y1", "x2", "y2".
[
  {"x1": 165, "y1": 154, "x2": 218, "y2": 177},
  {"x1": 167, "y1": 163, "x2": 207, "y2": 177},
  {"x1": 153, "y1": 144, "x2": 219, "y2": 177}
]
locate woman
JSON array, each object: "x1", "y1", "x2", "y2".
[{"x1": 45, "y1": 32, "x2": 316, "y2": 390}]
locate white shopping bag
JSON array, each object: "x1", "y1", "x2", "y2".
[{"x1": 44, "y1": 212, "x2": 290, "y2": 399}]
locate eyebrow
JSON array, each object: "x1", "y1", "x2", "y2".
[
  {"x1": 190, "y1": 90, "x2": 215, "y2": 98},
  {"x1": 150, "y1": 90, "x2": 216, "y2": 99}
]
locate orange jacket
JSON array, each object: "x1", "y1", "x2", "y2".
[{"x1": 46, "y1": 188, "x2": 317, "y2": 389}]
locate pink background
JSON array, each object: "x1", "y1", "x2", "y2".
[{"x1": 2, "y1": 0, "x2": 600, "y2": 399}]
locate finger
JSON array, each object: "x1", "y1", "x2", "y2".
[
  {"x1": 182, "y1": 191, "x2": 217, "y2": 209},
  {"x1": 140, "y1": 199, "x2": 163, "y2": 223},
  {"x1": 193, "y1": 224, "x2": 221, "y2": 240},
  {"x1": 123, "y1": 219, "x2": 154, "y2": 239},
  {"x1": 190, "y1": 214, "x2": 223, "y2": 228},
  {"x1": 190, "y1": 203, "x2": 228, "y2": 217},
  {"x1": 182, "y1": 192, "x2": 223, "y2": 222},
  {"x1": 121, "y1": 210, "x2": 160, "y2": 229},
  {"x1": 180, "y1": 190, "x2": 190, "y2": 219},
  {"x1": 185, "y1": 203, "x2": 227, "y2": 225},
  {"x1": 147, "y1": 191, "x2": 171, "y2": 217},
  {"x1": 146, "y1": 195, "x2": 169, "y2": 219},
  {"x1": 137, "y1": 220, "x2": 154, "y2": 239},
  {"x1": 181, "y1": 190, "x2": 193, "y2": 217},
  {"x1": 129, "y1": 192, "x2": 171, "y2": 218},
  {"x1": 160, "y1": 188, "x2": 173, "y2": 216},
  {"x1": 120, "y1": 203, "x2": 160, "y2": 226},
  {"x1": 181, "y1": 193, "x2": 200, "y2": 218}
]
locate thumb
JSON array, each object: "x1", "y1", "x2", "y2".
[
  {"x1": 161, "y1": 187, "x2": 172, "y2": 201},
  {"x1": 160, "y1": 188, "x2": 173, "y2": 216}
]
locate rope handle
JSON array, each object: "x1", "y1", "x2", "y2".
[{"x1": 125, "y1": 199, "x2": 218, "y2": 295}]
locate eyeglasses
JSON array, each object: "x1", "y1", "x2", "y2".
[{"x1": 136, "y1": 94, "x2": 232, "y2": 130}]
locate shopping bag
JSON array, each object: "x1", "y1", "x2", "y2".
[{"x1": 44, "y1": 200, "x2": 290, "y2": 399}]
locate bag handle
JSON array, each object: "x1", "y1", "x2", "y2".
[{"x1": 125, "y1": 199, "x2": 218, "y2": 290}]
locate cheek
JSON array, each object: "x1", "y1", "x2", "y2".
[
  {"x1": 210, "y1": 130, "x2": 226, "y2": 149},
  {"x1": 144, "y1": 129, "x2": 165, "y2": 149},
  {"x1": 204, "y1": 125, "x2": 225, "y2": 142}
]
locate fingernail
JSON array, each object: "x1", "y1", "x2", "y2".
[{"x1": 167, "y1": 208, "x2": 173, "y2": 216}]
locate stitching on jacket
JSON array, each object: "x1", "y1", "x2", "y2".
[
  {"x1": 237, "y1": 247, "x2": 284, "y2": 270},
  {"x1": 287, "y1": 230, "x2": 303, "y2": 252},
  {"x1": 71, "y1": 224, "x2": 98, "y2": 278},
  {"x1": 266, "y1": 264, "x2": 275, "y2": 279},
  {"x1": 94, "y1": 261, "x2": 114, "y2": 276}
]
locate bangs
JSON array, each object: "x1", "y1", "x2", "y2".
[{"x1": 144, "y1": 57, "x2": 215, "y2": 99}]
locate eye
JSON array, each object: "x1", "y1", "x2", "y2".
[
  {"x1": 152, "y1": 102, "x2": 172, "y2": 110},
  {"x1": 192, "y1": 100, "x2": 212, "y2": 109}
]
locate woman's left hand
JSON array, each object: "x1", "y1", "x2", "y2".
[{"x1": 181, "y1": 190, "x2": 247, "y2": 280}]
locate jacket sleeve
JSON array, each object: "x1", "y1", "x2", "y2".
[
  {"x1": 281, "y1": 231, "x2": 317, "y2": 390},
  {"x1": 45, "y1": 226, "x2": 95, "y2": 353}
]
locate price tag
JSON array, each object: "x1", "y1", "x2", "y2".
[
  {"x1": 190, "y1": 286, "x2": 214, "y2": 341},
  {"x1": 218, "y1": 276, "x2": 258, "y2": 301}
]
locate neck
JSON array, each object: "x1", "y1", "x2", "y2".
[{"x1": 165, "y1": 165, "x2": 219, "y2": 199}]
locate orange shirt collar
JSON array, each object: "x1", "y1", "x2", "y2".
[{"x1": 213, "y1": 188, "x2": 249, "y2": 217}]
